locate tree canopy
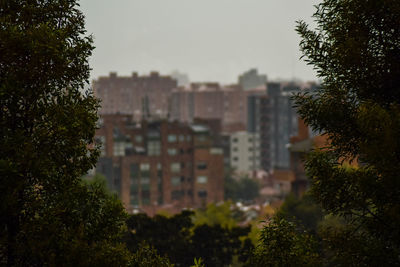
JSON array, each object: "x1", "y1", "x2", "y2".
[
  {"x1": 0, "y1": 1, "x2": 134, "y2": 265},
  {"x1": 294, "y1": 0, "x2": 400, "y2": 265},
  {"x1": 246, "y1": 217, "x2": 321, "y2": 267},
  {"x1": 124, "y1": 210, "x2": 253, "y2": 267}
]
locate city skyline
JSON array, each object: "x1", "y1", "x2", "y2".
[{"x1": 80, "y1": 0, "x2": 320, "y2": 84}]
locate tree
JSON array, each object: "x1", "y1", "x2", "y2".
[
  {"x1": 193, "y1": 202, "x2": 237, "y2": 228},
  {"x1": 277, "y1": 193, "x2": 324, "y2": 234},
  {"x1": 0, "y1": 1, "x2": 131, "y2": 265},
  {"x1": 124, "y1": 210, "x2": 252, "y2": 267},
  {"x1": 224, "y1": 175, "x2": 260, "y2": 203},
  {"x1": 246, "y1": 217, "x2": 321, "y2": 267},
  {"x1": 125, "y1": 211, "x2": 194, "y2": 266},
  {"x1": 295, "y1": 0, "x2": 400, "y2": 265},
  {"x1": 129, "y1": 243, "x2": 173, "y2": 267}
]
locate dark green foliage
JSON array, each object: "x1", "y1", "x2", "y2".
[
  {"x1": 278, "y1": 193, "x2": 324, "y2": 233},
  {"x1": 246, "y1": 217, "x2": 322, "y2": 267},
  {"x1": 129, "y1": 242, "x2": 173, "y2": 267},
  {"x1": 124, "y1": 211, "x2": 252, "y2": 267},
  {"x1": 191, "y1": 224, "x2": 251, "y2": 267},
  {"x1": 193, "y1": 201, "x2": 238, "y2": 228},
  {"x1": 125, "y1": 211, "x2": 194, "y2": 266},
  {"x1": 0, "y1": 1, "x2": 134, "y2": 265},
  {"x1": 294, "y1": 0, "x2": 400, "y2": 265},
  {"x1": 225, "y1": 175, "x2": 260, "y2": 202}
]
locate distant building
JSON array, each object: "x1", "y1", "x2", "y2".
[
  {"x1": 93, "y1": 72, "x2": 177, "y2": 120},
  {"x1": 170, "y1": 83, "x2": 248, "y2": 133},
  {"x1": 170, "y1": 71, "x2": 190, "y2": 87},
  {"x1": 238, "y1": 69, "x2": 267, "y2": 90},
  {"x1": 95, "y1": 114, "x2": 224, "y2": 215},
  {"x1": 289, "y1": 118, "x2": 328, "y2": 197},
  {"x1": 229, "y1": 131, "x2": 261, "y2": 173},
  {"x1": 247, "y1": 82, "x2": 301, "y2": 171}
]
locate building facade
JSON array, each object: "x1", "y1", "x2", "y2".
[
  {"x1": 238, "y1": 69, "x2": 267, "y2": 91},
  {"x1": 170, "y1": 83, "x2": 248, "y2": 133},
  {"x1": 95, "y1": 114, "x2": 224, "y2": 214},
  {"x1": 93, "y1": 72, "x2": 177, "y2": 119},
  {"x1": 229, "y1": 131, "x2": 261, "y2": 173},
  {"x1": 247, "y1": 82, "x2": 301, "y2": 171}
]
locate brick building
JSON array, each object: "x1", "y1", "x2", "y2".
[
  {"x1": 93, "y1": 72, "x2": 177, "y2": 119},
  {"x1": 170, "y1": 83, "x2": 248, "y2": 133},
  {"x1": 95, "y1": 114, "x2": 224, "y2": 214},
  {"x1": 288, "y1": 118, "x2": 328, "y2": 197}
]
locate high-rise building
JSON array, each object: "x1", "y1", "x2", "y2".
[
  {"x1": 95, "y1": 114, "x2": 224, "y2": 215},
  {"x1": 247, "y1": 82, "x2": 301, "y2": 171},
  {"x1": 170, "y1": 83, "x2": 249, "y2": 133},
  {"x1": 238, "y1": 69, "x2": 267, "y2": 90},
  {"x1": 93, "y1": 72, "x2": 177, "y2": 120}
]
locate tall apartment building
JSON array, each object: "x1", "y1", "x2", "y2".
[
  {"x1": 247, "y1": 82, "x2": 301, "y2": 171},
  {"x1": 93, "y1": 72, "x2": 177, "y2": 119},
  {"x1": 238, "y1": 68, "x2": 267, "y2": 91},
  {"x1": 95, "y1": 114, "x2": 224, "y2": 215},
  {"x1": 170, "y1": 83, "x2": 249, "y2": 133}
]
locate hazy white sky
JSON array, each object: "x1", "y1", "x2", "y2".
[{"x1": 80, "y1": 0, "x2": 320, "y2": 84}]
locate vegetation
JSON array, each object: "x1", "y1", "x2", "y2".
[
  {"x1": 124, "y1": 210, "x2": 253, "y2": 267},
  {"x1": 0, "y1": 1, "x2": 169, "y2": 265},
  {"x1": 246, "y1": 217, "x2": 321, "y2": 267},
  {"x1": 193, "y1": 201, "x2": 238, "y2": 228},
  {"x1": 277, "y1": 193, "x2": 324, "y2": 233},
  {"x1": 225, "y1": 174, "x2": 260, "y2": 203},
  {"x1": 293, "y1": 0, "x2": 400, "y2": 265}
]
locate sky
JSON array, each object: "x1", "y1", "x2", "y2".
[{"x1": 80, "y1": 0, "x2": 320, "y2": 84}]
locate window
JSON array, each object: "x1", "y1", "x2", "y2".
[
  {"x1": 141, "y1": 177, "x2": 150, "y2": 185},
  {"x1": 179, "y1": 135, "x2": 185, "y2": 142},
  {"x1": 196, "y1": 135, "x2": 207, "y2": 142},
  {"x1": 171, "y1": 190, "x2": 184, "y2": 200},
  {"x1": 130, "y1": 194, "x2": 139, "y2": 205},
  {"x1": 232, "y1": 138, "x2": 238, "y2": 143},
  {"x1": 113, "y1": 141, "x2": 132, "y2": 156},
  {"x1": 198, "y1": 190, "x2": 207, "y2": 198},
  {"x1": 186, "y1": 135, "x2": 192, "y2": 142},
  {"x1": 135, "y1": 135, "x2": 143, "y2": 143},
  {"x1": 147, "y1": 140, "x2": 161, "y2": 156},
  {"x1": 171, "y1": 176, "x2": 181, "y2": 186},
  {"x1": 233, "y1": 157, "x2": 238, "y2": 161},
  {"x1": 210, "y1": 148, "x2": 223, "y2": 154},
  {"x1": 168, "y1": 148, "x2": 177, "y2": 155},
  {"x1": 140, "y1": 163, "x2": 150, "y2": 171},
  {"x1": 248, "y1": 138, "x2": 253, "y2": 142},
  {"x1": 141, "y1": 190, "x2": 150, "y2": 205},
  {"x1": 249, "y1": 147, "x2": 253, "y2": 152},
  {"x1": 170, "y1": 162, "x2": 181, "y2": 173},
  {"x1": 197, "y1": 176, "x2": 208, "y2": 184},
  {"x1": 232, "y1": 147, "x2": 238, "y2": 152},
  {"x1": 168, "y1": 134, "x2": 177, "y2": 143},
  {"x1": 197, "y1": 162, "x2": 207, "y2": 170}
]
